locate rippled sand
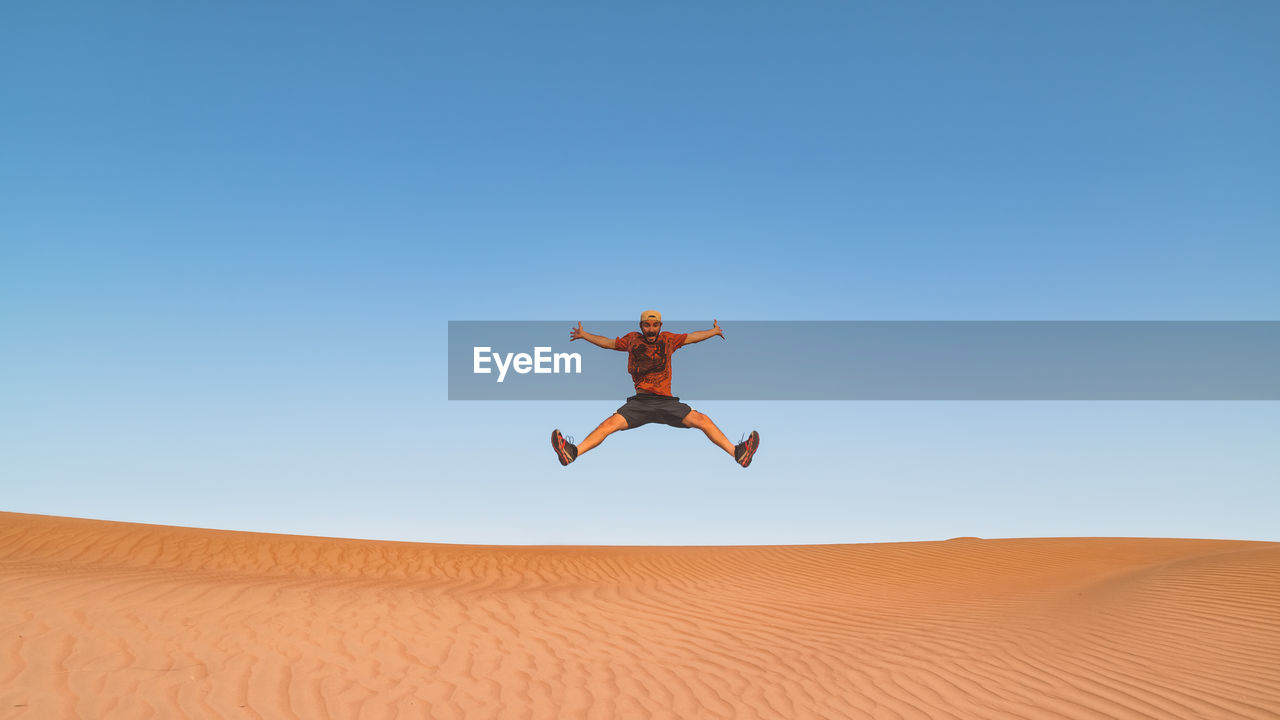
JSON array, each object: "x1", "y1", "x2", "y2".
[{"x1": 2, "y1": 512, "x2": 1278, "y2": 718}]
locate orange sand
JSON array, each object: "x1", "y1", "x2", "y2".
[{"x1": 2, "y1": 511, "x2": 1278, "y2": 719}]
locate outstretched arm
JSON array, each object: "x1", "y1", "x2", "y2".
[
  {"x1": 683, "y1": 319, "x2": 725, "y2": 345},
  {"x1": 569, "y1": 321, "x2": 618, "y2": 349}
]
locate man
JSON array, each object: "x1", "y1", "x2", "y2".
[{"x1": 550, "y1": 310, "x2": 760, "y2": 468}]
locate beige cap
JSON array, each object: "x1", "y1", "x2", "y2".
[{"x1": 640, "y1": 310, "x2": 662, "y2": 323}]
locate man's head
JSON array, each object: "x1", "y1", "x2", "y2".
[{"x1": 640, "y1": 310, "x2": 662, "y2": 341}]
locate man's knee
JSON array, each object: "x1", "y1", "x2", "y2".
[
  {"x1": 682, "y1": 410, "x2": 705, "y2": 428},
  {"x1": 609, "y1": 413, "x2": 630, "y2": 430}
]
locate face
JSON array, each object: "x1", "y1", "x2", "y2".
[{"x1": 641, "y1": 319, "x2": 661, "y2": 341}]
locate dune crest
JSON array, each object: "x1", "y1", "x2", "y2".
[{"x1": 2, "y1": 511, "x2": 1278, "y2": 719}]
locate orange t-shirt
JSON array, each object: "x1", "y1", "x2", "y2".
[{"x1": 613, "y1": 331, "x2": 688, "y2": 396}]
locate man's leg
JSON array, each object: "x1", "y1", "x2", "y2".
[
  {"x1": 577, "y1": 413, "x2": 629, "y2": 455},
  {"x1": 681, "y1": 410, "x2": 735, "y2": 455}
]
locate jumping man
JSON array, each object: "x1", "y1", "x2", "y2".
[{"x1": 550, "y1": 310, "x2": 760, "y2": 468}]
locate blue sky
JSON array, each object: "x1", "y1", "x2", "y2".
[{"x1": 3, "y1": 2, "x2": 1278, "y2": 544}]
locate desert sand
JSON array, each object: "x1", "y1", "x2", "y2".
[{"x1": 1, "y1": 512, "x2": 1278, "y2": 719}]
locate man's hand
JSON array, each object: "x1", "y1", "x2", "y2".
[
  {"x1": 684, "y1": 320, "x2": 726, "y2": 345},
  {"x1": 569, "y1": 322, "x2": 617, "y2": 349}
]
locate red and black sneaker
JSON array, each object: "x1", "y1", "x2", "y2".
[
  {"x1": 734, "y1": 430, "x2": 760, "y2": 468},
  {"x1": 551, "y1": 429, "x2": 579, "y2": 466}
]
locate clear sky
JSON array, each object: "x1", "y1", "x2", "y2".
[{"x1": 3, "y1": 2, "x2": 1278, "y2": 544}]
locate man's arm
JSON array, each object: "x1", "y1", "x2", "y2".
[
  {"x1": 683, "y1": 319, "x2": 725, "y2": 345},
  {"x1": 569, "y1": 321, "x2": 619, "y2": 350}
]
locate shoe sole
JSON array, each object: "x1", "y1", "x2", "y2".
[
  {"x1": 551, "y1": 429, "x2": 573, "y2": 466},
  {"x1": 737, "y1": 431, "x2": 760, "y2": 467}
]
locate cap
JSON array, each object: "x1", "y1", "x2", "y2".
[{"x1": 640, "y1": 310, "x2": 662, "y2": 323}]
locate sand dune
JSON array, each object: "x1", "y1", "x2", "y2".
[{"x1": 1, "y1": 512, "x2": 1278, "y2": 719}]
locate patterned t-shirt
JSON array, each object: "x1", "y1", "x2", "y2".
[{"x1": 612, "y1": 331, "x2": 689, "y2": 396}]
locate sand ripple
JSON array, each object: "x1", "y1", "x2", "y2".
[{"x1": 2, "y1": 512, "x2": 1277, "y2": 719}]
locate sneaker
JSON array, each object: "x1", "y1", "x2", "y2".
[
  {"x1": 551, "y1": 429, "x2": 578, "y2": 466},
  {"x1": 734, "y1": 430, "x2": 760, "y2": 468}
]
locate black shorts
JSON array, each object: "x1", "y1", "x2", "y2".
[{"x1": 616, "y1": 393, "x2": 693, "y2": 429}]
